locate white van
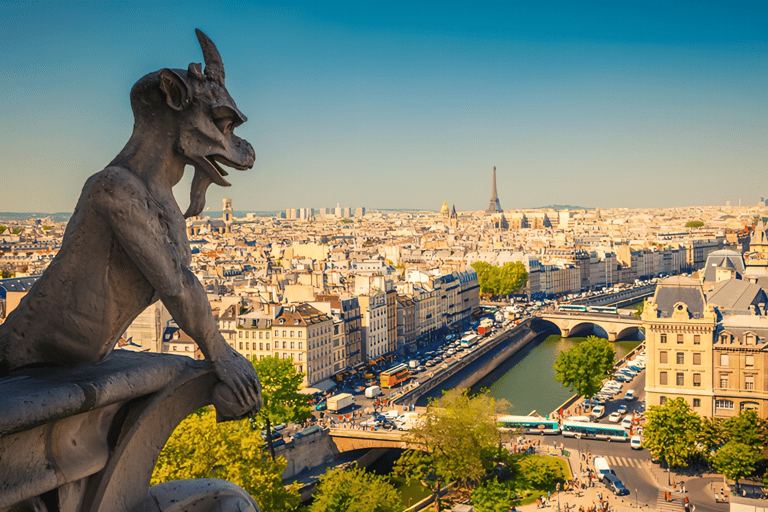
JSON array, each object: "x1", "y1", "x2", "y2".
[{"x1": 593, "y1": 457, "x2": 611, "y2": 476}]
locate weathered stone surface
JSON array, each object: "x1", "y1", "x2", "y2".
[{"x1": 0, "y1": 352, "x2": 196, "y2": 437}]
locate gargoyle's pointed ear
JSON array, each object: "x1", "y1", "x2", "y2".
[{"x1": 158, "y1": 68, "x2": 192, "y2": 111}]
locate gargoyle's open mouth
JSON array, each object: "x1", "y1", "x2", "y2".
[{"x1": 191, "y1": 154, "x2": 250, "y2": 187}]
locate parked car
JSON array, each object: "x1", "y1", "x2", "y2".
[
  {"x1": 591, "y1": 405, "x2": 605, "y2": 418},
  {"x1": 621, "y1": 415, "x2": 634, "y2": 429},
  {"x1": 617, "y1": 405, "x2": 628, "y2": 415},
  {"x1": 608, "y1": 412, "x2": 621, "y2": 423},
  {"x1": 630, "y1": 435, "x2": 643, "y2": 449},
  {"x1": 624, "y1": 389, "x2": 636, "y2": 401}
]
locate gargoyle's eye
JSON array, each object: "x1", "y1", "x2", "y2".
[{"x1": 214, "y1": 117, "x2": 234, "y2": 135}]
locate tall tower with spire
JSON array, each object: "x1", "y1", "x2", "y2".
[{"x1": 487, "y1": 166, "x2": 502, "y2": 213}]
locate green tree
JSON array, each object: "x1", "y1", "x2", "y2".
[
  {"x1": 725, "y1": 408, "x2": 768, "y2": 449},
  {"x1": 643, "y1": 398, "x2": 701, "y2": 468},
  {"x1": 471, "y1": 478, "x2": 516, "y2": 512},
  {"x1": 309, "y1": 464, "x2": 400, "y2": 512},
  {"x1": 517, "y1": 456, "x2": 566, "y2": 489},
  {"x1": 498, "y1": 262, "x2": 529, "y2": 296},
  {"x1": 633, "y1": 301, "x2": 644, "y2": 319},
  {"x1": 698, "y1": 416, "x2": 728, "y2": 458},
  {"x1": 553, "y1": 336, "x2": 616, "y2": 399},
  {"x1": 152, "y1": 409, "x2": 301, "y2": 511},
  {"x1": 395, "y1": 388, "x2": 510, "y2": 508},
  {"x1": 0, "y1": 269, "x2": 14, "y2": 279},
  {"x1": 250, "y1": 355, "x2": 312, "y2": 460},
  {"x1": 0, "y1": 226, "x2": 6, "y2": 235},
  {"x1": 713, "y1": 441, "x2": 760, "y2": 489},
  {"x1": 471, "y1": 261, "x2": 497, "y2": 297},
  {"x1": 685, "y1": 221, "x2": 704, "y2": 228},
  {"x1": 471, "y1": 261, "x2": 528, "y2": 298}
]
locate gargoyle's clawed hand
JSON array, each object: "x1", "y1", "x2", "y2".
[{"x1": 213, "y1": 345, "x2": 262, "y2": 417}]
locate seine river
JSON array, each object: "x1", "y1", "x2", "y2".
[{"x1": 473, "y1": 334, "x2": 642, "y2": 417}]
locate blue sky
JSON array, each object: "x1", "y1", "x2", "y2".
[{"x1": 1, "y1": 1, "x2": 766, "y2": 213}]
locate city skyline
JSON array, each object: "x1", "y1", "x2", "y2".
[{"x1": 2, "y1": 1, "x2": 766, "y2": 213}]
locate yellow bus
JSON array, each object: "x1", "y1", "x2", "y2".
[{"x1": 380, "y1": 363, "x2": 410, "y2": 388}]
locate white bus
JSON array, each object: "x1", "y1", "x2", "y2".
[{"x1": 561, "y1": 420, "x2": 629, "y2": 442}]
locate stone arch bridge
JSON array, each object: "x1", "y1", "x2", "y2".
[
  {"x1": 534, "y1": 311, "x2": 642, "y2": 341},
  {"x1": 329, "y1": 428, "x2": 412, "y2": 453}
]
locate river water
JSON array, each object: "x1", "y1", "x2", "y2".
[{"x1": 473, "y1": 334, "x2": 641, "y2": 417}]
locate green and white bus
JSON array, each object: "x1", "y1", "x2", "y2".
[
  {"x1": 561, "y1": 420, "x2": 629, "y2": 441},
  {"x1": 498, "y1": 415, "x2": 560, "y2": 435}
]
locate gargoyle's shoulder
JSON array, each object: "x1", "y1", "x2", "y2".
[
  {"x1": 86, "y1": 167, "x2": 150, "y2": 212},
  {"x1": 87, "y1": 167, "x2": 149, "y2": 199}
]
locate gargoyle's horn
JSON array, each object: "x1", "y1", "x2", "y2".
[{"x1": 195, "y1": 28, "x2": 225, "y2": 84}]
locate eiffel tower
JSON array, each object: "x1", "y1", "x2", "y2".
[{"x1": 487, "y1": 166, "x2": 502, "y2": 213}]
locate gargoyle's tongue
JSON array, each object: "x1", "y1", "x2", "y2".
[{"x1": 184, "y1": 168, "x2": 213, "y2": 218}]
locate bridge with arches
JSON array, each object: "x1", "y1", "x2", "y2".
[{"x1": 534, "y1": 311, "x2": 642, "y2": 341}]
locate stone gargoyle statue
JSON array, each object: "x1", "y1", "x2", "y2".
[{"x1": 0, "y1": 30, "x2": 261, "y2": 419}]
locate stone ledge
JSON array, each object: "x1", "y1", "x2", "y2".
[{"x1": 0, "y1": 351, "x2": 208, "y2": 437}]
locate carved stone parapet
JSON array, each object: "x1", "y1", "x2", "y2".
[{"x1": 0, "y1": 351, "x2": 259, "y2": 512}]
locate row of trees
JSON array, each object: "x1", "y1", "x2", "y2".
[
  {"x1": 470, "y1": 261, "x2": 528, "y2": 298},
  {"x1": 643, "y1": 398, "x2": 768, "y2": 488}
]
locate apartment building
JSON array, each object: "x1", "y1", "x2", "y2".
[{"x1": 643, "y1": 276, "x2": 718, "y2": 415}]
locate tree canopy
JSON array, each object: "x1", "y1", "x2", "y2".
[
  {"x1": 309, "y1": 464, "x2": 400, "y2": 512},
  {"x1": 685, "y1": 220, "x2": 704, "y2": 228},
  {"x1": 713, "y1": 441, "x2": 760, "y2": 488},
  {"x1": 471, "y1": 261, "x2": 528, "y2": 298},
  {"x1": 553, "y1": 336, "x2": 616, "y2": 399},
  {"x1": 250, "y1": 355, "x2": 312, "y2": 460},
  {"x1": 395, "y1": 388, "x2": 510, "y2": 509},
  {"x1": 643, "y1": 398, "x2": 701, "y2": 468},
  {"x1": 471, "y1": 478, "x2": 516, "y2": 512},
  {"x1": 152, "y1": 409, "x2": 301, "y2": 511}
]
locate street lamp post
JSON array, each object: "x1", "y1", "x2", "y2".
[
  {"x1": 635, "y1": 489, "x2": 638, "y2": 509},
  {"x1": 556, "y1": 482, "x2": 561, "y2": 512}
]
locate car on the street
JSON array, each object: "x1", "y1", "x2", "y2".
[
  {"x1": 630, "y1": 435, "x2": 642, "y2": 449},
  {"x1": 624, "y1": 389, "x2": 636, "y2": 401},
  {"x1": 608, "y1": 412, "x2": 621, "y2": 422},
  {"x1": 602, "y1": 473, "x2": 630, "y2": 496},
  {"x1": 617, "y1": 405, "x2": 628, "y2": 414},
  {"x1": 591, "y1": 405, "x2": 605, "y2": 418},
  {"x1": 621, "y1": 415, "x2": 634, "y2": 429}
]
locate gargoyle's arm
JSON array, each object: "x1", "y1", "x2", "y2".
[{"x1": 89, "y1": 169, "x2": 260, "y2": 409}]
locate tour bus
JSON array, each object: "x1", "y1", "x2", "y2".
[
  {"x1": 498, "y1": 415, "x2": 561, "y2": 435},
  {"x1": 558, "y1": 304, "x2": 588, "y2": 312},
  {"x1": 561, "y1": 420, "x2": 629, "y2": 441},
  {"x1": 380, "y1": 363, "x2": 410, "y2": 388}
]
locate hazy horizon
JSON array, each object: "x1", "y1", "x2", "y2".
[{"x1": 2, "y1": 1, "x2": 766, "y2": 213}]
